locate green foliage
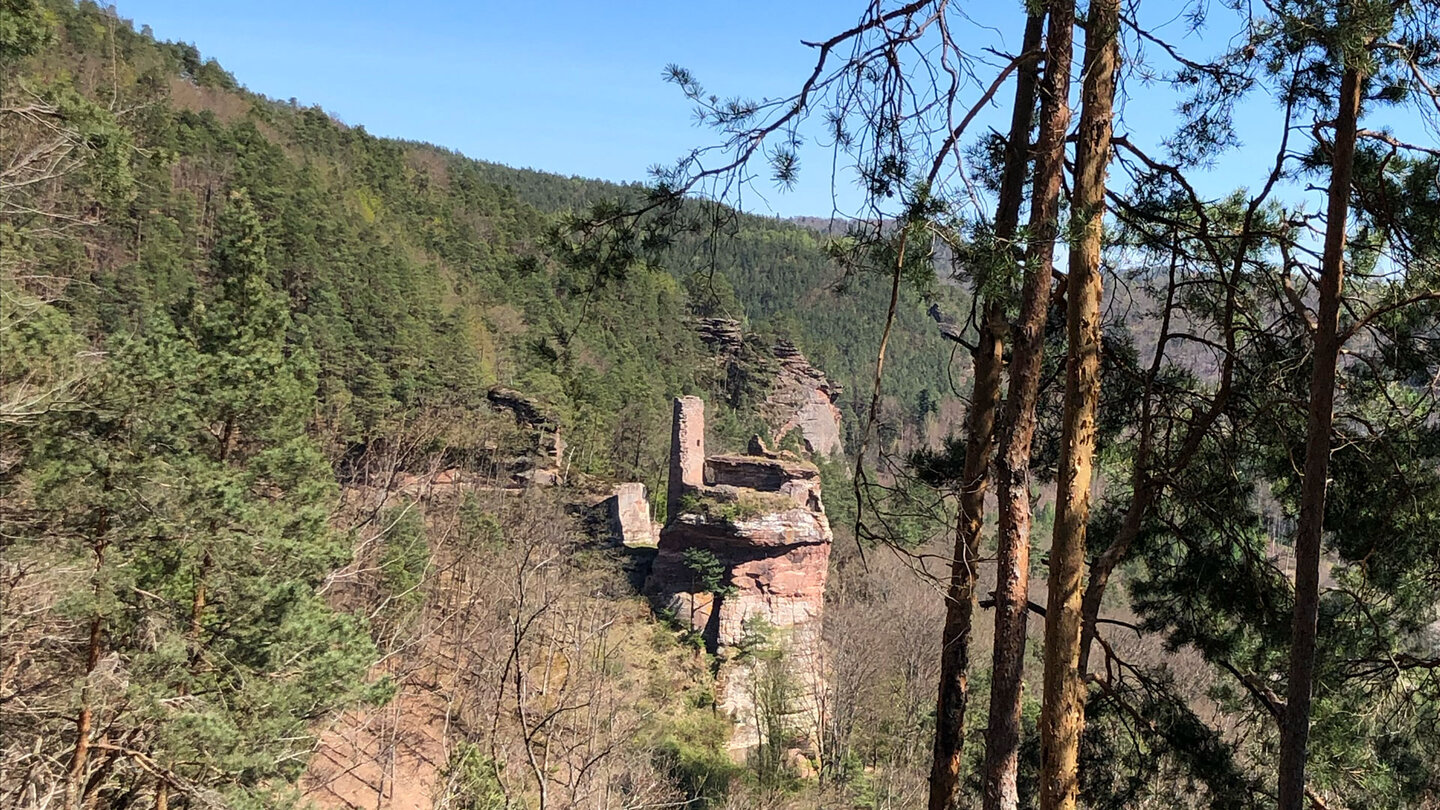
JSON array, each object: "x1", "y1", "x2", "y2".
[
  {"x1": 459, "y1": 492, "x2": 505, "y2": 551},
  {"x1": 653, "y1": 712, "x2": 743, "y2": 810},
  {"x1": 0, "y1": 0, "x2": 55, "y2": 62},
  {"x1": 678, "y1": 489, "x2": 796, "y2": 525},
  {"x1": 1080, "y1": 676, "x2": 1262, "y2": 810},
  {"x1": 739, "y1": 616, "x2": 801, "y2": 790},
  {"x1": 681, "y1": 547, "x2": 731, "y2": 595},
  {"x1": 443, "y1": 743, "x2": 511, "y2": 810},
  {"x1": 1103, "y1": 246, "x2": 1440, "y2": 806},
  {"x1": 377, "y1": 504, "x2": 430, "y2": 621},
  {"x1": 814, "y1": 454, "x2": 856, "y2": 538},
  {"x1": 7, "y1": 0, "x2": 963, "y2": 510},
  {"x1": 736, "y1": 614, "x2": 781, "y2": 661},
  {"x1": 4, "y1": 194, "x2": 378, "y2": 806}
]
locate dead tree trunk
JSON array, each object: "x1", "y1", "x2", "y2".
[
  {"x1": 927, "y1": 15, "x2": 1045, "y2": 810},
  {"x1": 1277, "y1": 61, "x2": 1362, "y2": 810},
  {"x1": 981, "y1": 3, "x2": 1073, "y2": 809},
  {"x1": 1038, "y1": 0, "x2": 1119, "y2": 805},
  {"x1": 66, "y1": 489, "x2": 111, "y2": 810}
]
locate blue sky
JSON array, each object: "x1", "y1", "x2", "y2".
[
  {"x1": 111, "y1": 1, "x2": 877, "y2": 215},
  {"x1": 111, "y1": 0, "x2": 1309, "y2": 218}
]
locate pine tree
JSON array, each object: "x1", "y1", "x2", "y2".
[
  {"x1": 9, "y1": 189, "x2": 378, "y2": 807},
  {"x1": 1038, "y1": 0, "x2": 1120, "y2": 805},
  {"x1": 982, "y1": 2, "x2": 1073, "y2": 806},
  {"x1": 928, "y1": 12, "x2": 1044, "y2": 810}
]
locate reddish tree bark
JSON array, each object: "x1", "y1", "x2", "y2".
[
  {"x1": 1038, "y1": 0, "x2": 1120, "y2": 804},
  {"x1": 1277, "y1": 62, "x2": 1363, "y2": 810},
  {"x1": 927, "y1": 15, "x2": 1045, "y2": 810},
  {"x1": 981, "y1": 3, "x2": 1073, "y2": 808}
]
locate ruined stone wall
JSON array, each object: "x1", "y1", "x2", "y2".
[
  {"x1": 603, "y1": 482, "x2": 657, "y2": 547},
  {"x1": 645, "y1": 397, "x2": 832, "y2": 757},
  {"x1": 666, "y1": 395, "x2": 706, "y2": 519}
]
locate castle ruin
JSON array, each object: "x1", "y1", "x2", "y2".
[{"x1": 646, "y1": 396, "x2": 832, "y2": 756}]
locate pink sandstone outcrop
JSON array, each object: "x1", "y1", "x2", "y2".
[
  {"x1": 695, "y1": 318, "x2": 845, "y2": 458},
  {"x1": 646, "y1": 396, "x2": 831, "y2": 755},
  {"x1": 487, "y1": 385, "x2": 565, "y2": 478},
  {"x1": 763, "y1": 341, "x2": 845, "y2": 458},
  {"x1": 603, "y1": 482, "x2": 657, "y2": 547}
]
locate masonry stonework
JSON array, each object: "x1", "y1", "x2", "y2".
[{"x1": 666, "y1": 395, "x2": 706, "y2": 520}]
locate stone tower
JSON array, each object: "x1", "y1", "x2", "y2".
[{"x1": 667, "y1": 396, "x2": 705, "y2": 520}]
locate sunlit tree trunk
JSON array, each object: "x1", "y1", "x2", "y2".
[
  {"x1": 981, "y1": 3, "x2": 1073, "y2": 808},
  {"x1": 1038, "y1": 0, "x2": 1119, "y2": 804},
  {"x1": 927, "y1": 14, "x2": 1045, "y2": 810},
  {"x1": 1277, "y1": 61, "x2": 1362, "y2": 810}
]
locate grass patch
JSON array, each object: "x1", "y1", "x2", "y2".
[{"x1": 678, "y1": 489, "x2": 796, "y2": 524}]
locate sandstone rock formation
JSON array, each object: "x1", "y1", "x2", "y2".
[
  {"x1": 647, "y1": 396, "x2": 831, "y2": 756},
  {"x1": 487, "y1": 385, "x2": 565, "y2": 474},
  {"x1": 601, "y1": 482, "x2": 658, "y2": 547},
  {"x1": 694, "y1": 316, "x2": 745, "y2": 353},
  {"x1": 763, "y1": 340, "x2": 845, "y2": 458},
  {"x1": 694, "y1": 318, "x2": 845, "y2": 458}
]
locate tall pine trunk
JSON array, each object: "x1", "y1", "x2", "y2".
[
  {"x1": 927, "y1": 14, "x2": 1045, "y2": 810},
  {"x1": 1039, "y1": 0, "x2": 1119, "y2": 804},
  {"x1": 982, "y1": 2, "x2": 1073, "y2": 808},
  {"x1": 1277, "y1": 61, "x2": 1362, "y2": 810}
]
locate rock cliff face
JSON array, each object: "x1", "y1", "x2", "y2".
[
  {"x1": 695, "y1": 318, "x2": 845, "y2": 457},
  {"x1": 486, "y1": 385, "x2": 565, "y2": 485},
  {"x1": 646, "y1": 396, "x2": 831, "y2": 755},
  {"x1": 763, "y1": 341, "x2": 845, "y2": 458}
]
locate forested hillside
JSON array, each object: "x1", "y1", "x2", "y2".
[
  {"x1": 5, "y1": 1, "x2": 1439, "y2": 810},
  {"x1": 6, "y1": 0, "x2": 960, "y2": 474},
  {"x1": 0, "y1": 1, "x2": 963, "y2": 806}
]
